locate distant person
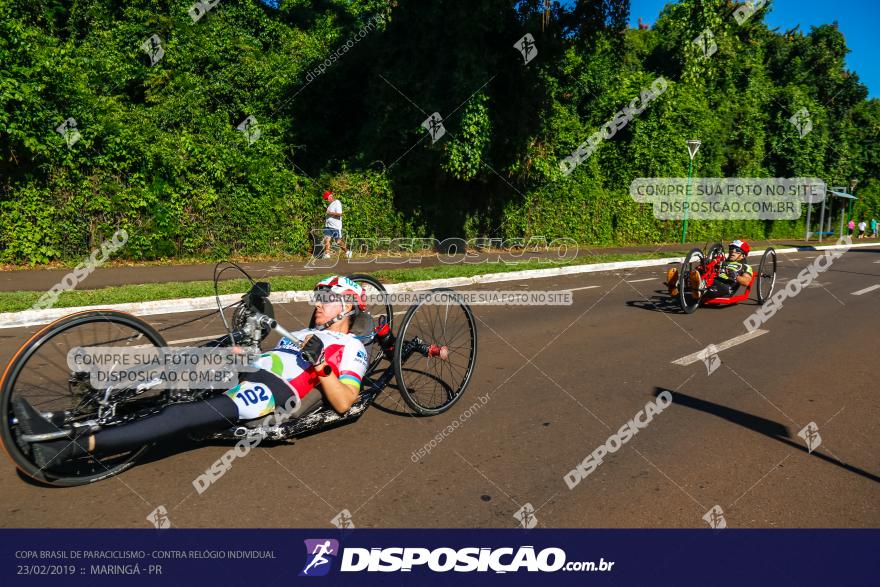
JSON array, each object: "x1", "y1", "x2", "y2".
[
  {"x1": 858, "y1": 220, "x2": 867, "y2": 239},
  {"x1": 321, "y1": 190, "x2": 351, "y2": 259},
  {"x1": 871, "y1": 217, "x2": 878, "y2": 238},
  {"x1": 848, "y1": 219, "x2": 855, "y2": 236}
]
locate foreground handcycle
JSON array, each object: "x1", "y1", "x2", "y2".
[
  {"x1": 0, "y1": 269, "x2": 477, "y2": 486},
  {"x1": 675, "y1": 242, "x2": 777, "y2": 314}
]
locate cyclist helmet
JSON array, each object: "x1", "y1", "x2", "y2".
[
  {"x1": 314, "y1": 275, "x2": 366, "y2": 314},
  {"x1": 729, "y1": 239, "x2": 750, "y2": 257}
]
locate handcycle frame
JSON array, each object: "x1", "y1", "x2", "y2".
[
  {"x1": 677, "y1": 243, "x2": 777, "y2": 313},
  {"x1": 0, "y1": 271, "x2": 477, "y2": 486}
]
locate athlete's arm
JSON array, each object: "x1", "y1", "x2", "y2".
[
  {"x1": 314, "y1": 365, "x2": 358, "y2": 413},
  {"x1": 736, "y1": 266, "x2": 752, "y2": 286}
]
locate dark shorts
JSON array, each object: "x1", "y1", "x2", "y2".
[
  {"x1": 706, "y1": 279, "x2": 738, "y2": 299},
  {"x1": 323, "y1": 228, "x2": 342, "y2": 239}
]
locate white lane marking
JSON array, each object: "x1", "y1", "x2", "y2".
[
  {"x1": 672, "y1": 329, "x2": 769, "y2": 366},
  {"x1": 851, "y1": 284, "x2": 880, "y2": 296},
  {"x1": 788, "y1": 258, "x2": 800, "y2": 261},
  {"x1": 874, "y1": 259, "x2": 880, "y2": 264},
  {"x1": 568, "y1": 285, "x2": 601, "y2": 292},
  {"x1": 625, "y1": 277, "x2": 655, "y2": 283}
]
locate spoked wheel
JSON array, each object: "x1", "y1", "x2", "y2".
[
  {"x1": 678, "y1": 248, "x2": 705, "y2": 314},
  {"x1": 757, "y1": 247, "x2": 777, "y2": 303},
  {"x1": 393, "y1": 288, "x2": 477, "y2": 416},
  {"x1": 707, "y1": 242, "x2": 725, "y2": 265},
  {"x1": 0, "y1": 311, "x2": 166, "y2": 486},
  {"x1": 347, "y1": 274, "x2": 392, "y2": 375}
]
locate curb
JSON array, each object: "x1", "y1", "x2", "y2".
[{"x1": 0, "y1": 239, "x2": 870, "y2": 330}]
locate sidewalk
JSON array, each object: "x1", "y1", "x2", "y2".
[{"x1": 1, "y1": 236, "x2": 872, "y2": 293}]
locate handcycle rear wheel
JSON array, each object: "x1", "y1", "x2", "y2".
[
  {"x1": 0, "y1": 311, "x2": 166, "y2": 486},
  {"x1": 393, "y1": 288, "x2": 477, "y2": 416},
  {"x1": 756, "y1": 247, "x2": 777, "y2": 303},
  {"x1": 678, "y1": 248, "x2": 705, "y2": 314},
  {"x1": 707, "y1": 242, "x2": 724, "y2": 265},
  {"x1": 347, "y1": 274, "x2": 392, "y2": 375}
]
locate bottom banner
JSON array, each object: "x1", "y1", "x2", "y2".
[{"x1": 1, "y1": 529, "x2": 875, "y2": 585}]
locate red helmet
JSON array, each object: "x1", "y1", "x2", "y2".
[
  {"x1": 729, "y1": 239, "x2": 750, "y2": 256},
  {"x1": 322, "y1": 190, "x2": 333, "y2": 201},
  {"x1": 314, "y1": 275, "x2": 366, "y2": 312}
]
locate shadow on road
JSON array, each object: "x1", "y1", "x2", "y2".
[{"x1": 653, "y1": 387, "x2": 880, "y2": 485}]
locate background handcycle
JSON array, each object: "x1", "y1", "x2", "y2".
[{"x1": 676, "y1": 242, "x2": 777, "y2": 314}]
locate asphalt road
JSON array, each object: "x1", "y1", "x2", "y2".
[{"x1": 0, "y1": 246, "x2": 877, "y2": 528}]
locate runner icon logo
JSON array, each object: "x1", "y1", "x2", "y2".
[
  {"x1": 697, "y1": 344, "x2": 721, "y2": 376},
  {"x1": 702, "y1": 505, "x2": 727, "y2": 529},
  {"x1": 300, "y1": 539, "x2": 340, "y2": 577},
  {"x1": 146, "y1": 505, "x2": 171, "y2": 529},
  {"x1": 331, "y1": 509, "x2": 355, "y2": 529},
  {"x1": 513, "y1": 503, "x2": 538, "y2": 529},
  {"x1": 798, "y1": 422, "x2": 822, "y2": 453}
]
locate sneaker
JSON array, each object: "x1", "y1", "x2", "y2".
[
  {"x1": 689, "y1": 272, "x2": 703, "y2": 299},
  {"x1": 322, "y1": 254, "x2": 331, "y2": 259},
  {"x1": 345, "y1": 250, "x2": 353, "y2": 259}
]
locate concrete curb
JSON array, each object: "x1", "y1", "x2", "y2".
[{"x1": 0, "y1": 239, "x2": 871, "y2": 329}]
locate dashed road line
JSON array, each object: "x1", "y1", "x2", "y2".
[
  {"x1": 672, "y1": 330, "x2": 769, "y2": 366},
  {"x1": 625, "y1": 278, "x2": 656, "y2": 283},
  {"x1": 851, "y1": 284, "x2": 880, "y2": 296}
]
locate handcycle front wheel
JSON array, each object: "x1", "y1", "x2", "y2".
[
  {"x1": 393, "y1": 288, "x2": 477, "y2": 416},
  {"x1": 678, "y1": 248, "x2": 706, "y2": 314},
  {"x1": 756, "y1": 247, "x2": 777, "y2": 303},
  {"x1": 0, "y1": 310, "x2": 166, "y2": 486}
]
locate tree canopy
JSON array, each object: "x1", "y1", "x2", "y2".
[{"x1": 1, "y1": 0, "x2": 878, "y2": 263}]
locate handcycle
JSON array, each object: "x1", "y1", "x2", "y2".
[
  {"x1": 0, "y1": 268, "x2": 477, "y2": 486},
  {"x1": 675, "y1": 242, "x2": 777, "y2": 314}
]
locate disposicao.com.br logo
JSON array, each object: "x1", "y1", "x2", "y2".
[{"x1": 301, "y1": 543, "x2": 614, "y2": 575}]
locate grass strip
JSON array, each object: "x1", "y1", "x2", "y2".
[{"x1": 0, "y1": 252, "x2": 676, "y2": 313}]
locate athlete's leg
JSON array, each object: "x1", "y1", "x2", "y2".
[{"x1": 14, "y1": 354, "x2": 304, "y2": 468}]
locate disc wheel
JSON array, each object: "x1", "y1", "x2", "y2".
[
  {"x1": 347, "y1": 274, "x2": 392, "y2": 375},
  {"x1": 679, "y1": 248, "x2": 705, "y2": 314},
  {"x1": 757, "y1": 247, "x2": 777, "y2": 303},
  {"x1": 394, "y1": 288, "x2": 477, "y2": 416},
  {"x1": 0, "y1": 311, "x2": 166, "y2": 486}
]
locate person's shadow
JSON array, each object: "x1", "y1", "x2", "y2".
[{"x1": 653, "y1": 387, "x2": 880, "y2": 484}]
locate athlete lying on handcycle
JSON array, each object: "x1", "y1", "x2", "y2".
[
  {"x1": 665, "y1": 239, "x2": 753, "y2": 300},
  {"x1": 13, "y1": 275, "x2": 369, "y2": 470}
]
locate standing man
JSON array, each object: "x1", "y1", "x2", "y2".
[
  {"x1": 871, "y1": 217, "x2": 878, "y2": 238},
  {"x1": 322, "y1": 190, "x2": 352, "y2": 259},
  {"x1": 858, "y1": 219, "x2": 867, "y2": 239}
]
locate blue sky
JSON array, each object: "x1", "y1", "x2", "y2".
[{"x1": 626, "y1": 0, "x2": 879, "y2": 98}]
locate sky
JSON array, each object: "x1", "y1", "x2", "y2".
[{"x1": 626, "y1": 0, "x2": 879, "y2": 98}]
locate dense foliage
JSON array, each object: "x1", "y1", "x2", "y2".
[{"x1": 1, "y1": 0, "x2": 878, "y2": 263}]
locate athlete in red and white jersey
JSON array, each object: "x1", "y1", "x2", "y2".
[{"x1": 13, "y1": 275, "x2": 369, "y2": 468}]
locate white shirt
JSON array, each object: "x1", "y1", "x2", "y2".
[
  {"x1": 272, "y1": 329, "x2": 368, "y2": 398},
  {"x1": 325, "y1": 199, "x2": 342, "y2": 231},
  {"x1": 858, "y1": 222, "x2": 867, "y2": 231}
]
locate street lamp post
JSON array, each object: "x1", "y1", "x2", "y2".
[
  {"x1": 849, "y1": 179, "x2": 859, "y2": 224},
  {"x1": 681, "y1": 139, "x2": 701, "y2": 244}
]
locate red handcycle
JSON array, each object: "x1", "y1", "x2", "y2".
[{"x1": 675, "y1": 242, "x2": 777, "y2": 314}]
